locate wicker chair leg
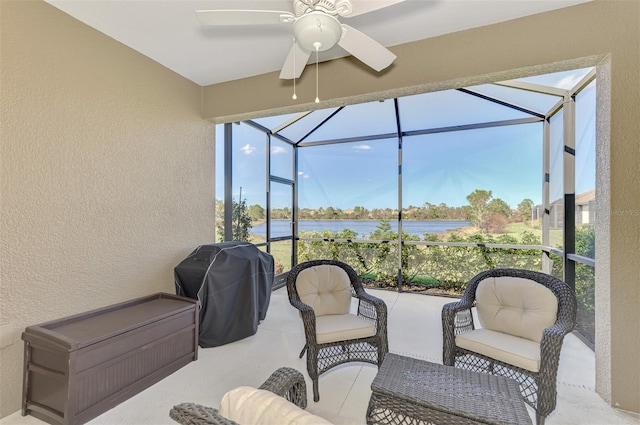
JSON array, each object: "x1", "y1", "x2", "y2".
[
  {"x1": 299, "y1": 344, "x2": 307, "y2": 359},
  {"x1": 312, "y1": 379, "x2": 320, "y2": 402}
]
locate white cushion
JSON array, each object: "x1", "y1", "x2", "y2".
[
  {"x1": 456, "y1": 328, "x2": 542, "y2": 372},
  {"x1": 315, "y1": 314, "x2": 376, "y2": 344},
  {"x1": 219, "y1": 386, "x2": 332, "y2": 425},
  {"x1": 296, "y1": 265, "x2": 351, "y2": 317},
  {"x1": 476, "y1": 276, "x2": 558, "y2": 342}
]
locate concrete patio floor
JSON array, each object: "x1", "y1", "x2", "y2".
[{"x1": 3, "y1": 287, "x2": 639, "y2": 425}]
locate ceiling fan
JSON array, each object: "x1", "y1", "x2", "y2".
[{"x1": 196, "y1": 0, "x2": 404, "y2": 80}]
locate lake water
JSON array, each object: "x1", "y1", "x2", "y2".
[{"x1": 251, "y1": 220, "x2": 470, "y2": 238}]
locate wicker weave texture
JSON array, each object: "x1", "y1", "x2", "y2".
[
  {"x1": 287, "y1": 259, "x2": 389, "y2": 402},
  {"x1": 442, "y1": 268, "x2": 576, "y2": 425},
  {"x1": 169, "y1": 367, "x2": 307, "y2": 425},
  {"x1": 367, "y1": 353, "x2": 532, "y2": 425}
]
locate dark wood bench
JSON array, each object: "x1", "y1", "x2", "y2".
[{"x1": 22, "y1": 293, "x2": 198, "y2": 425}]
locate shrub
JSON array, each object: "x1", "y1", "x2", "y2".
[{"x1": 483, "y1": 213, "x2": 509, "y2": 233}]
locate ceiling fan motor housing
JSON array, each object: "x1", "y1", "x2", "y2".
[{"x1": 293, "y1": 11, "x2": 343, "y2": 52}]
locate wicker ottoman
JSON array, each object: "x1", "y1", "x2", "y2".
[{"x1": 367, "y1": 353, "x2": 532, "y2": 425}]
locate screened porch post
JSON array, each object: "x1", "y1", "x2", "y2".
[
  {"x1": 293, "y1": 144, "x2": 299, "y2": 267},
  {"x1": 224, "y1": 123, "x2": 233, "y2": 242},
  {"x1": 563, "y1": 94, "x2": 577, "y2": 290},
  {"x1": 542, "y1": 119, "x2": 551, "y2": 274},
  {"x1": 395, "y1": 98, "x2": 403, "y2": 291}
]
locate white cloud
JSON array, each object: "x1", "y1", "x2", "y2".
[
  {"x1": 271, "y1": 146, "x2": 287, "y2": 154},
  {"x1": 352, "y1": 144, "x2": 372, "y2": 151},
  {"x1": 298, "y1": 171, "x2": 309, "y2": 179},
  {"x1": 241, "y1": 144, "x2": 255, "y2": 155}
]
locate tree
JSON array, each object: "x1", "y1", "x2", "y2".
[
  {"x1": 215, "y1": 199, "x2": 225, "y2": 240},
  {"x1": 323, "y1": 206, "x2": 341, "y2": 219},
  {"x1": 352, "y1": 205, "x2": 369, "y2": 219},
  {"x1": 487, "y1": 198, "x2": 511, "y2": 218},
  {"x1": 232, "y1": 197, "x2": 252, "y2": 241},
  {"x1": 516, "y1": 199, "x2": 535, "y2": 222},
  {"x1": 216, "y1": 196, "x2": 252, "y2": 242},
  {"x1": 466, "y1": 189, "x2": 493, "y2": 229},
  {"x1": 248, "y1": 204, "x2": 265, "y2": 222},
  {"x1": 424, "y1": 202, "x2": 445, "y2": 220},
  {"x1": 369, "y1": 219, "x2": 394, "y2": 239}
]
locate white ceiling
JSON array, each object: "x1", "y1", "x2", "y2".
[{"x1": 44, "y1": 0, "x2": 591, "y2": 86}]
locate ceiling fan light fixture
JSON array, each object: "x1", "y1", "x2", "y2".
[{"x1": 293, "y1": 11, "x2": 342, "y2": 52}]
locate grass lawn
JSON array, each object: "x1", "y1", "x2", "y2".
[
  {"x1": 250, "y1": 235, "x2": 291, "y2": 272},
  {"x1": 503, "y1": 221, "x2": 563, "y2": 248},
  {"x1": 445, "y1": 220, "x2": 563, "y2": 248}
]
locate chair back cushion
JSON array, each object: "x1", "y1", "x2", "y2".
[
  {"x1": 219, "y1": 386, "x2": 333, "y2": 425},
  {"x1": 476, "y1": 276, "x2": 558, "y2": 342},
  {"x1": 296, "y1": 265, "x2": 351, "y2": 316}
]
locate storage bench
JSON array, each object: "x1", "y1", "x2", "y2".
[{"x1": 22, "y1": 292, "x2": 199, "y2": 425}]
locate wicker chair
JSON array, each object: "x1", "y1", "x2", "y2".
[
  {"x1": 442, "y1": 268, "x2": 577, "y2": 425},
  {"x1": 287, "y1": 259, "x2": 388, "y2": 402},
  {"x1": 169, "y1": 367, "x2": 308, "y2": 425}
]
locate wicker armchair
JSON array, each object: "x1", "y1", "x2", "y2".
[
  {"x1": 287, "y1": 259, "x2": 388, "y2": 402},
  {"x1": 442, "y1": 268, "x2": 576, "y2": 425},
  {"x1": 169, "y1": 367, "x2": 307, "y2": 425}
]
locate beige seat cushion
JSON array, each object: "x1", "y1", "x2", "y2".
[
  {"x1": 476, "y1": 276, "x2": 558, "y2": 342},
  {"x1": 296, "y1": 265, "x2": 351, "y2": 317},
  {"x1": 315, "y1": 314, "x2": 376, "y2": 344},
  {"x1": 456, "y1": 328, "x2": 542, "y2": 372},
  {"x1": 219, "y1": 386, "x2": 333, "y2": 425}
]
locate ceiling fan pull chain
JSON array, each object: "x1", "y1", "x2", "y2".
[
  {"x1": 314, "y1": 43, "x2": 320, "y2": 103},
  {"x1": 292, "y1": 38, "x2": 298, "y2": 100}
]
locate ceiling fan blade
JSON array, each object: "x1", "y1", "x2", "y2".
[
  {"x1": 279, "y1": 43, "x2": 312, "y2": 79},
  {"x1": 337, "y1": 24, "x2": 396, "y2": 72},
  {"x1": 337, "y1": 0, "x2": 405, "y2": 17},
  {"x1": 196, "y1": 10, "x2": 295, "y2": 26}
]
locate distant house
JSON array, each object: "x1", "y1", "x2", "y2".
[
  {"x1": 575, "y1": 189, "x2": 596, "y2": 225},
  {"x1": 535, "y1": 189, "x2": 595, "y2": 228}
]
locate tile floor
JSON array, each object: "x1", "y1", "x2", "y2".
[{"x1": 3, "y1": 287, "x2": 639, "y2": 425}]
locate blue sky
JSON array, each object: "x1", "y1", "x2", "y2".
[{"x1": 216, "y1": 69, "x2": 595, "y2": 211}]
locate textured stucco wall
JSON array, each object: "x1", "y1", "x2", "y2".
[
  {"x1": 202, "y1": 0, "x2": 640, "y2": 414},
  {"x1": 0, "y1": 0, "x2": 215, "y2": 417}
]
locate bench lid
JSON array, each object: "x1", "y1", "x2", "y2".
[{"x1": 22, "y1": 293, "x2": 196, "y2": 350}]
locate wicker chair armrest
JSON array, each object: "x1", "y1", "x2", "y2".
[
  {"x1": 289, "y1": 298, "x2": 318, "y2": 344},
  {"x1": 540, "y1": 322, "x2": 572, "y2": 359},
  {"x1": 170, "y1": 403, "x2": 239, "y2": 425},
  {"x1": 443, "y1": 294, "x2": 475, "y2": 313},
  {"x1": 288, "y1": 298, "x2": 314, "y2": 315},
  {"x1": 357, "y1": 291, "x2": 386, "y2": 315},
  {"x1": 442, "y1": 301, "x2": 475, "y2": 366},
  {"x1": 356, "y1": 290, "x2": 384, "y2": 306},
  {"x1": 170, "y1": 368, "x2": 308, "y2": 425},
  {"x1": 442, "y1": 303, "x2": 474, "y2": 334},
  {"x1": 546, "y1": 318, "x2": 575, "y2": 338},
  {"x1": 442, "y1": 300, "x2": 475, "y2": 330},
  {"x1": 258, "y1": 367, "x2": 308, "y2": 409},
  {"x1": 356, "y1": 291, "x2": 388, "y2": 334}
]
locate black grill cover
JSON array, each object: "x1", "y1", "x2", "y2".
[{"x1": 174, "y1": 242, "x2": 274, "y2": 348}]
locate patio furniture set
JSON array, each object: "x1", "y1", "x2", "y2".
[{"x1": 170, "y1": 261, "x2": 577, "y2": 425}]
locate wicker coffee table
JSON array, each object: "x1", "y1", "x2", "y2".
[{"x1": 367, "y1": 353, "x2": 532, "y2": 425}]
